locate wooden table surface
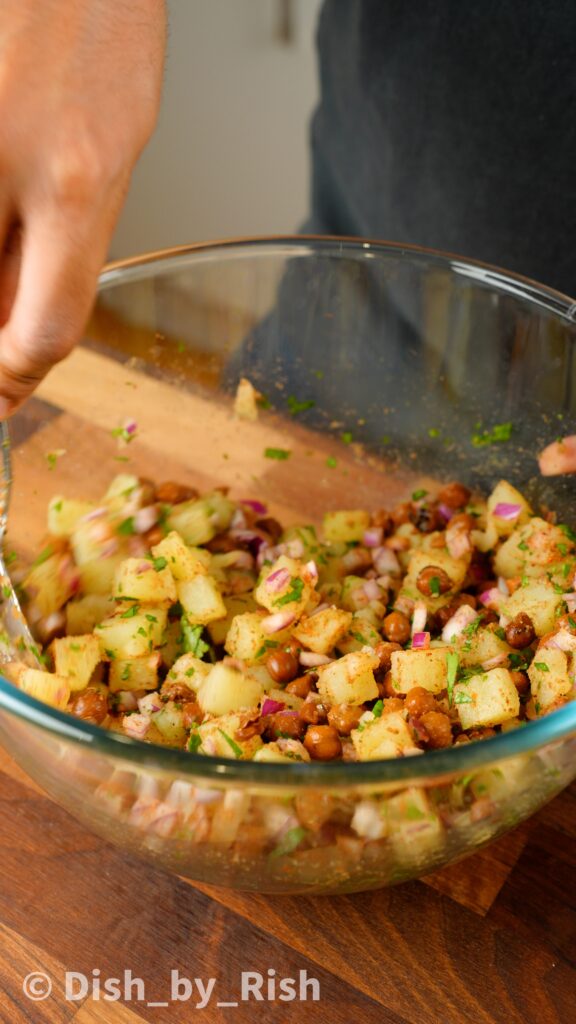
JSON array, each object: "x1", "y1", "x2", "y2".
[
  {"x1": 0, "y1": 746, "x2": 573, "y2": 1024},
  {"x1": 0, "y1": 347, "x2": 574, "y2": 1023}
]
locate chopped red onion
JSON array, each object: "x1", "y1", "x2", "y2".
[
  {"x1": 412, "y1": 631, "x2": 430, "y2": 650},
  {"x1": 309, "y1": 602, "x2": 329, "y2": 618},
  {"x1": 446, "y1": 523, "x2": 472, "y2": 559},
  {"x1": 135, "y1": 560, "x2": 153, "y2": 574},
  {"x1": 441, "y1": 603, "x2": 478, "y2": 642},
  {"x1": 363, "y1": 527, "x2": 383, "y2": 548},
  {"x1": 124, "y1": 418, "x2": 138, "y2": 436},
  {"x1": 564, "y1": 592, "x2": 576, "y2": 613},
  {"x1": 493, "y1": 502, "x2": 522, "y2": 521},
  {"x1": 240, "y1": 499, "x2": 268, "y2": 515},
  {"x1": 411, "y1": 601, "x2": 428, "y2": 636},
  {"x1": 133, "y1": 505, "x2": 159, "y2": 534},
  {"x1": 497, "y1": 576, "x2": 509, "y2": 595},
  {"x1": 479, "y1": 587, "x2": 502, "y2": 609},
  {"x1": 284, "y1": 538, "x2": 305, "y2": 558},
  {"x1": 481, "y1": 653, "x2": 508, "y2": 670},
  {"x1": 438, "y1": 503, "x2": 454, "y2": 522},
  {"x1": 373, "y1": 546, "x2": 400, "y2": 575},
  {"x1": 229, "y1": 528, "x2": 263, "y2": 545},
  {"x1": 122, "y1": 714, "x2": 150, "y2": 739},
  {"x1": 81, "y1": 506, "x2": 107, "y2": 523},
  {"x1": 264, "y1": 567, "x2": 291, "y2": 593},
  {"x1": 299, "y1": 651, "x2": 332, "y2": 667},
  {"x1": 101, "y1": 539, "x2": 120, "y2": 558},
  {"x1": 305, "y1": 559, "x2": 318, "y2": 582},
  {"x1": 543, "y1": 628, "x2": 576, "y2": 652},
  {"x1": 228, "y1": 550, "x2": 254, "y2": 570},
  {"x1": 256, "y1": 544, "x2": 272, "y2": 569},
  {"x1": 363, "y1": 579, "x2": 382, "y2": 602},
  {"x1": 261, "y1": 610, "x2": 296, "y2": 634},
  {"x1": 231, "y1": 508, "x2": 248, "y2": 530},
  {"x1": 261, "y1": 698, "x2": 286, "y2": 716},
  {"x1": 138, "y1": 693, "x2": 163, "y2": 715},
  {"x1": 395, "y1": 595, "x2": 415, "y2": 617},
  {"x1": 222, "y1": 656, "x2": 246, "y2": 671},
  {"x1": 116, "y1": 691, "x2": 139, "y2": 712},
  {"x1": 192, "y1": 786, "x2": 221, "y2": 805}
]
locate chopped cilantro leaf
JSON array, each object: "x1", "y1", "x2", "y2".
[
  {"x1": 429, "y1": 576, "x2": 440, "y2": 597},
  {"x1": 471, "y1": 421, "x2": 513, "y2": 447},
  {"x1": 534, "y1": 662, "x2": 550, "y2": 672},
  {"x1": 187, "y1": 730, "x2": 202, "y2": 754},
  {"x1": 341, "y1": 431, "x2": 353, "y2": 445},
  {"x1": 412, "y1": 488, "x2": 428, "y2": 501},
  {"x1": 269, "y1": 825, "x2": 307, "y2": 859},
  {"x1": 121, "y1": 664, "x2": 131, "y2": 681},
  {"x1": 153, "y1": 556, "x2": 168, "y2": 572},
  {"x1": 287, "y1": 396, "x2": 315, "y2": 416},
  {"x1": 428, "y1": 427, "x2": 440, "y2": 438},
  {"x1": 558, "y1": 523, "x2": 576, "y2": 542},
  {"x1": 274, "y1": 577, "x2": 305, "y2": 607},
  {"x1": 372, "y1": 699, "x2": 384, "y2": 718},
  {"x1": 182, "y1": 620, "x2": 209, "y2": 659},
  {"x1": 117, "y1": 517, "x2": 135, "y2": 536},
  {"x1": 454, "y1": 691, "x2": 473, "y2": 705},
  {"x1": 446, "y1": 651, "x2": 459, "y2": 707},
  {"x1": 326, "y1": 456, "x2": 337, "y2": 469},
  {"x1": 120, "y1": 604, "x2": 139, "y2": 618},
  {"x1": 264, "y1": 447, "x2": 290, "y2": 460},
  {"x1": 218, "y1": 729, "x2": 243, "y2": 758},
  {"x1": 254, "y1": 639, "x2": 279, "y2": 660},
  {"x1": 517, "y1": 540, "x2": 529, "y2": 551},
  {"x1": 31, "y1": 545, "x2": 54, "y2": 568}
]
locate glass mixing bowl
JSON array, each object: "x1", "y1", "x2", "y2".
[{"x1": 0, "y1": 237, "x2": 575, "y2": 894}]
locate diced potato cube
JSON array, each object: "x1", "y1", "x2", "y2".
[
  {"x1": 528, "y1": 648, "x2": 572, "y2": 712},
  {"x1": 234, "y1": 377, "x2": 259, "y2": 420},
  {"x1": 454, "y1": 627, "x2": 512, "y2": 668},
  {"x1": 167, "y1": 499, "x2": 216, "y2": 546},
  {"x1": 254, "y1": 555, "x2": 316, "y2": 616},
  {"x1": 197, "y1": 664, "x2": 264, "y2": 716},
  {"x1": 151, "y1": 701, "x2": 187, "y2": 745},
  {"x1": 104, "y1": 474, "x2": 140, "y2": 508},
  {"x1": 165, "y1": 652, "x2": 211, "y2": 689},
  {"x1": 323, "y1": 509, "x2": 370, "y2": 543},
  {"x1": 177, "y1": 575, "x2": 227, "y2": 625},
  {"x1": 51, "y1": 634, "x2": 101, "y2": 691},
  {"x1": 390, "y1": 646, "x2": 455, "y2": 694},
  {"x1": 95, "y1": 608, "x2": 167, "y2": 659},
  {"x1": 18, "y1": 668, "x2": 70, "y2": 709},
  {"x1": 151, "y1": 531, "x2": 210, "y2": 581},
  {"x1": 352, "y1": 711, "x2": 418, "y2": 760},
  {"x1": 113, "y1": 558, "x2": 177, "y2": 605},
  {"x1": 316, "y1": 650, "x2": 379, "y2": 705},
  {"x1": 209, "y1": 790, "x2": 252, "y2": 844},
  {"x1": 78, "y1": 556, "x2": 125, "y2": 596},
  {"x1": 501, "y1": 580, "x2": 565, "y2": 637},
  {"x1": 66, "y1": 595, "x2": 115, "y2": 635},
  {"x1": 47, "y1": 497, "x2": 95, "y2": 537},
  {"x1": 224, "y1": 611, "x2": 291, "y2": 664},
  {"x1": 384, "y1": 786, "x2": 443, "y2": 861},
  {"x1": 292, "y1": 606, "x2": 352, "y2": 655},
  {"x1": 337, "y1": 610, "x2": 381, "y2": 654},
  {"x1": 197, "y1": 713, "x2": 263, "y2": 760},
  {"x1": 207, "y1": 594, "x2": 257, "y2": 646},
  {"x1": 495, "y1": 517, "x2": 574, "y2": 582},
  {"x1": 454, "y1": 667, "x2": 520, "y2": 729},
  {"x1": 340, "y1": 575, "x2": 371, "y2": 612},
  {"x1": 487, "y1": 480, "x2": 532, "y2": 537},
  {"x1": 23, "y1": 552, "x2": 75, "y2": 616},
  {"x1": 109, "y1": 653, "x2": 160, "y2": 692}
]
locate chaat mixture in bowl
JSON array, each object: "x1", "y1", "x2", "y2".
[{"x1": 0, "y1": 238, "x2": 575, "y2": 893}]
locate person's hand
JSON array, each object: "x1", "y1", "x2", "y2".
[{"x1": 0, "y1": 0, "x2": 166, "y2": 416}]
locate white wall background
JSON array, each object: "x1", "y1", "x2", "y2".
[{"x1": 111, "y1": 0, "x2": 323, "y2": 259}]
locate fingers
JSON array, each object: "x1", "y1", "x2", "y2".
[
  {"x1": 0, "y1": 204, "x2": 111, "y2": 416},
  {"x1": 0, "y1": 222, "x2": 22, "y2": 328}
]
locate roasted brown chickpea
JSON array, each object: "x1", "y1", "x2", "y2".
[
  {"x1": 266, "y1": 711, "x2": 306, "y2": 740},
  {"x1": 509, "y1": 670, "x2": 530, "y2": 695},
  {"x1": 382, "y1": 610, "x2": 411, "y2": 645},
  {"x1": 420, "y1": 710, "x2": 453, "y2": 749},
  {"x1": 266, "y1": 647, "x2": 299, "y2": 683},
  {"x1": 435, "y1": 593, "x2": 477, "y2": 629},
  {"x1": 285, "y1": 674, "x2": 314, "y2": 699},
  {"x1": 437, "y1": 482, "x2": 471, "y2": 510},
  {"x1": 449, "y1": 512, "x2": 476, "y2": 532},
  {"x1": 182, "y1": 701, "x2": 203, "y2": 729},
  {"x1": 391, "y1": 501, "x2": 412, "y2": 527},
  {"x1": 505, "y1": 612, "x2": 536, "y2": 649},
  {"x1": 69, "y1": 688, "x2": 108, "y2": 725},
  {"x1": 254, "y1": 516, "x2": 283, "y2": 543},
  {"x1": 304, "y1": 725, "x2": 342, "y2": 760},
  {"x1": 370, "y1": 509, "x2": 393, "y2": 535},
  {"x1": 405, "y1": 686, "x2": 436, "y2": 717},
  {"x1": 144, "y1": 525, "x2": 165, "y2": 548},
  {"x1": 416, "y1": 565, "x2": 453, "y2": 598},
  {"x1": 379, "y1": 670, "x2": 399, "y2": 698},
  {"x1": 155, "y1": 481, "x2": 198, "y2": 505},
  {"x1": 410, "y1": 503, "x2": 441, "y2": 533},
  {"x1": 299, "y1": 700, "x2": 329, "y2": 726},
  {"x1": 373, "y1": 640, "x2": 402, "y2": 673},
  {"x1": 161, "y1": 680, "x2": 195, "y2": 703},
  {"x1": 327, "y1": 703, "x2": 364, "y2": 735}
]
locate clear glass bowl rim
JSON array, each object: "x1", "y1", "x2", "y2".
[{"x1": 0, "y1": 234, "x2": 574, "y2": 788}]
